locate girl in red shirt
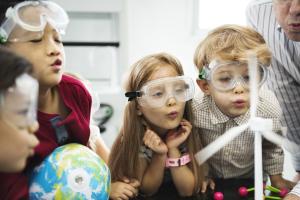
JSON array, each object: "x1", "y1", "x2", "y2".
[{"x1": 0, "y1": 1, "x2": 109, "y2": 199}]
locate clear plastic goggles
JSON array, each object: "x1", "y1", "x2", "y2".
[
  {"x1": 0, "y1": 74, "x2": 38, "y2": 129},
  {"x1": 125, "y1": 76, "x2": 195, "y2": 108},
  {"x1": 198, "y1": 60, "x2": 267, "y2": 92},
  {"x1": 0, "y1": 1, "x2": 69, "y2": 43}
]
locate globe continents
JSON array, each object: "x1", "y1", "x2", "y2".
[{"x1": 29, "y1": 143, "x2": 110, "y2": 200}]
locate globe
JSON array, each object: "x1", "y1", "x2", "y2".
[{"x1": 29, "y1": 143, "x2": 110, "y2": 200}]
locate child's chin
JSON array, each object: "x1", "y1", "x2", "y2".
[
  {"x1": 229, "y1": 110, "x2": 247, "y2": 118},
  {"x1": 163, "y1": 121, "x2": 181, "y2": 130}
]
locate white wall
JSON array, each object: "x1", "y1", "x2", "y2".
[{"x1": 125, "y1": 0, "x2": 204, "y2": 79}]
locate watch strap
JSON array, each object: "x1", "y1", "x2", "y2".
[{"x1": 165, "y1": 154, "x2": 191, "y2": 167}]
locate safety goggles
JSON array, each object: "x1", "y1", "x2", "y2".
[
  {"x1": 198, "y1": 60, "x2": 267, "y2": 92},
  {"x1": 0, "y1": 1, "x2": 69, "y2": 43},
  {"x1": 125, "y1": 76, "x2": 195, "y2": 108},
  {"x1": 0, "y1": 74, "x2": 38, "y2": 129}
]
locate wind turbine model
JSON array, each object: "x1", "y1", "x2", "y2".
[{"x1": 195, "y1": 53, "x2": 284, "y2": 200}]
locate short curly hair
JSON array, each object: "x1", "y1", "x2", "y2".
[{"x1": 194, "y1": 24, "x2": 271, "y2": 70}]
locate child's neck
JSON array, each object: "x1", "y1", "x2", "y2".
[
  {"x1": 38, "y1": 86, "x2": 58, "y2": 113},
  {"x1": 150, "y1": 125, "x2": 168, "y2": 138}
]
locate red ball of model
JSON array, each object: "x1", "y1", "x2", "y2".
[
  {"x1": 214, "y1": 191, "x2": 224, "y2": 200},
  {"x1": 238, "y1": 186, "x2": 248, "y2": 197}
]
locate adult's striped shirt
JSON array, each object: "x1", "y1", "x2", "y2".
[{"x1": 246, "y1": 0, "x2": 300, "y2": 170}]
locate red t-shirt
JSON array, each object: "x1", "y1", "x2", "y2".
[{"x1": 0, "y1": 75, "x2": 92, "y2": 199}]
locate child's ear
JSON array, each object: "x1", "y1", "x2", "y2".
[
  {"x1": 196, "y1": 79, "x2": 210, "y2": 95},
  {"x1": 136, "y1": 105, "x2": 143, "y2": 116}
]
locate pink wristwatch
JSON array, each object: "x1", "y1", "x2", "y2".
[{"x1": 165, "y1": 154, "x2": 191, "y2": 168}]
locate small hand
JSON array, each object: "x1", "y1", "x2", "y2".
[
  {"x1": 200, "y1": 177, "x2": 215, "y2": 193},
  {"x1": 166, "y1": 119, "x2": 192, "y2": 149},
  {"x1": 122, "y1": 177, "x2": 140, "y2": 188},
  {"x1": 270, "y1": 175, "x2": 296, "y2": 190},
  {"x1": 110, "y1": 180, "x2": 140, "y2": 200},
  {"x1": 143, "y1": 129, "x2": 168, "y2": 154}
]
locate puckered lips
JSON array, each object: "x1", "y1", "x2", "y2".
[
  {"x1": 233, "y1": 99, "x2": 246, "y2": 108},
  {"x1": 50, "y1": 59, "x2": 62, "y2": 71},
  {"x1": 167, "y1": 111, "x2": 179, "y2": 120}
]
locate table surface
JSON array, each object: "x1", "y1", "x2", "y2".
[{"x1": 132, "y1": 178, "x2": 281, "y2": 200}]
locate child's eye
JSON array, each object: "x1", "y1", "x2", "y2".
[
  {"x1": 17, "y1": 109, "x2": 29, "y2": 116},
  {"x1": 29, "y1": 38, "x2": 42, "y2": 43},
  {"x1": 16, "y1": 124, "x2": 28, "y2": 130},
  {"x1": 152, "y1": 91, "x2": 163, "y2": 97},
  {"x1": 55, "y1": 37, "x2": 62, "y2": 43},
  {"x1": 218, "y1": 76, "x2": 232, "y2": 83},
  {"x1": 174, "y1": 87, "x2": 185, "y2": 94},
  {"x1": 176, "y1": 88, "x2": 184, "y2": 92},
  {"x1": 243, "y1": 75, "x2": 250, "y2": 82}
]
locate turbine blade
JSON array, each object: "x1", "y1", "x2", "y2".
[
  {"x1": 261, "y1": 131, "x2": 283, "y2": 146},
  {"x1": 195, "y1": 123, "x2": 249, "y2": 165}
]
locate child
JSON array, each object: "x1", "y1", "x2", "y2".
[
  {"x1": 193, "y1": 24, "x2": 295, "y2": 191},
  {"x1": 109, "y1": 52, "x2": 205, "y2": 199},
  {"x1": 0, "y1": 1, "x2": 109, "y2": 199},
  {"x1": 0, "y1": 47, "x2": 39, "y2": 172}
]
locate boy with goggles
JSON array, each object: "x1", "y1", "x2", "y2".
[
  {"x1": 0, "y1": 47, "x2": 39, "y2": 173},
  {"x1": 192, "y1": 24, "x2": 294, "y2": 193},
  {"x1": 125, "y1": 76, "x2": 195, "y2": 108}
]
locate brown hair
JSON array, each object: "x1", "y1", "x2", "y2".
[
  {"x1": 0, "y1": 47, "x2": 32, "y2": 91},
  {"x1": 108, "y1": 52, "x2": 205, "y2": 193},
  {"x1": 194, "y1": 24, "x2": 271, "y2": 70}
]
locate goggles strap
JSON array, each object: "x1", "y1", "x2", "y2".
[
  {"x1": 125, "y1": 91, "x2": 142, "y2": 101},
  {"x1": 198, "y1": 68, "x2": 208, "y2": 80},
  {"x1": 0, "y1": 35, "x2": 6, "y2": 44}
]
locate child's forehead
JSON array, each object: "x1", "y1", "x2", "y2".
[
  {"x1": 9, "y1": 22, "x2": 60, "y2": 38},
  {"x1": 141, "y1": 76, "x2": 187, "y2": 90},
  {"x1": 208, "y1": 59, "x2": 248, "y2": 69},
  {"x1": 19, "y1": 5, "x2": 50, "y2": 19},
  {"x1": 148, "y1": 65, "x2": 179, "y2": 81}
]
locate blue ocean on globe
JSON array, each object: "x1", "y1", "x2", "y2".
[{"x1": 29, "y1": 143, "x2": 110, "y2": 200}]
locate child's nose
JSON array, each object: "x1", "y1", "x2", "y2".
[
  {"x1": 166, "y1": 96, "x2": 177, "y2": 107},
  {"x1": 46, "y1": 41, "x2": 61, "y2": 56},
  {"x1": 28, "y1": 121, "x2": 39, "y2": 134},
  {"x1": 27, "y1": 121, "x2": 39, "y2": 148},
  {"x1": 233, "y1": 82, "x2": 246, "y2": 94}
]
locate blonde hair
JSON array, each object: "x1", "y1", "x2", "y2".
[
  {"x1": 194, "y1": 24, "x2": 271, "y2": 70},
  {"x1": 108, "y1": 52, "x2": 205, "y2": 193}
]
